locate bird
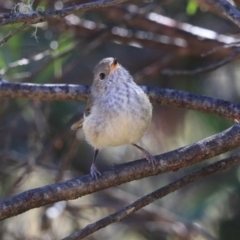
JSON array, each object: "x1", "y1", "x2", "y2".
[{"x1": 71, "y1": 57, "x2": 156, "y2": 180}]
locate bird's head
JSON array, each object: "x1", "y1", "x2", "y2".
[{"x1": 92, "y1": 57, "x2": 129, "y2": 94}]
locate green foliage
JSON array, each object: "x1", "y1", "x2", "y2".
[{"x1": 186, "y1": 0, "x2": 199, "y2": 15}]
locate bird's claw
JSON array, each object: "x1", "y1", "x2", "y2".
[
  {"x1": 90, "y1": 164, "x2": 101, "y2": 181},
  {"x1": 143, "y1": 150, "x2": 157, "y2": 170}
]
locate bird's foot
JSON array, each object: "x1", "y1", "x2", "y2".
[
  {"x1": 90, "y1": 163, "x2": 101, "y2": 181},
  {"x1": 142, "y1": 150, "x2": 157, "y2": 170}
]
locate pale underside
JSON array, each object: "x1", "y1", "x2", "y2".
[{"x1": 83, "y1": 86, "x2": 152, "y2": 149}]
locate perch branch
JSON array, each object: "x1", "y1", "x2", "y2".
[
  {"x1": 63, "y1": 153, "x2": 240, "y2": 240},
  {"x1": 0, "y1": 124, "x2": 240, "y2": 220},
  {"x1": 1, "y1": 80, "x2": 240, "y2": 120}
]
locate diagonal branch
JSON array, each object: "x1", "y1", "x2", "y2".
[
  {"x1": 161, "y1": 47, "x2": 240, "y2": 76},
  {"x1": 0, "y1": 0, "x2": 130, "y2": 26},
  {"x1": 206, "y1": 0, "x2": 240, "y2": 28},
  {"x1": 63, "y1": 152, "x2": 240, "y2": 240},
  {"x1": 0, "y1": 124, "x2": 240, "y2": 220},
  {"x1": 0, "y1": 22, "x2": 29, "y2": 46},
  {"x1": 0, "y1": 80, "x2": 240, "y2": 120},
  {"x1": 104, "y1": 188, "x2": 217, "y2": 240}
]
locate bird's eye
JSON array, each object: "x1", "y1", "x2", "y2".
[{"x1": 99, "y1": 73, "x2": 105, "y2": 80}]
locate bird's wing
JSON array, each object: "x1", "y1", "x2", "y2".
[
  {"x1": 84, "y1": 95, "x2": 93, "y2": 117},
  {"x1": 71, "y1": 118, "x2": 84, "y2": 130},
  {"x1": 71, "y1": 96, "x2": 93, "y2": 130}
]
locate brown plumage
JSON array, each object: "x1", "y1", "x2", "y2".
[{"x1": 71, "y1": 57, "x2": 156, "y2": 180}]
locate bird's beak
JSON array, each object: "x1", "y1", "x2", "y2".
[{"x1": 110, "y1": 58, "x2": 119, "y2": 72}]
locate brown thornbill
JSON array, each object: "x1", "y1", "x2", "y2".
[{"x1": 71, "y1": 58, "x2": 156, "y2": 180}]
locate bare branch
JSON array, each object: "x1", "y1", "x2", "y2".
[
  {"x1": 0, "y1": 0, "x2": 130, "y2": 26},
  {"x1": 206, "y1": 0, "x2": 240, "y2": 28},
  {"x1": 0, "y1": 124, "x2": 240, "y2": 220},
  {"x1": 63, "y1": 152, "x2": 240, "y2": 240},
  {"x1": 1, "y1": 80, "x2": 240, "y2": 120},
  {"x1": 0, "y1": 80, "x2": 90, "y2": 102},
  {"x1": 0, "y1": 22, "x2": 29, "y2": 46},
  {"x1": 201, "y1": 41, "x2": 240, "y2": 57},
  {"x1": 104, "y1": 189, "x2": 217, "y2": 240},
  {"x1": 143, "y1": 85, "x2": 240, "y2": 120},
  {"x1": 105, "y1": 6, "x2": 236, "y2": 44},
  {"x1": 162, "y1": 47, "x2": 240, "y2": 75}
]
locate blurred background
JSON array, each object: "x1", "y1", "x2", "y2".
[{"x1": 1, "y1": 0, "x2": 240, "y2": 239}]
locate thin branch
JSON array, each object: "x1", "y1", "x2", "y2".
[
  {"x1": 0, "y1": 124, "x2": 240, "y2": 220},
  {"x1": 0, "y1": 0, "x2": 130, "y2": 26},
  {"x1": 58, "y1": 13, "x2": 239, "y2": 58},
  {"x1": 0, "y1": 50, "x2": 50, "y2": 75},
  {"x1": 104, "y1": 188, "x2": 217, "y2": 240},
  {"x1": 36, "y1": 30, "x2": 109, "y2": 83},
  {"x1": 1, "y1": 81, "x2": 240, "y2": 120},
  {"x1": 201, "y1": 41, "x2": 240, "y2": 57},
  {"x1": 103, "y1": 6, "x2": 238, "y2": 54},
  {"x1": 0, "y1": 22, "x2": 29, "y2": 46},
  {"x1": 206, "y1": 0, "x2": 240, "y2": 28},
  {"x1": 55, "y1": 138, "x2": 79, "y2": 183},
  {"x1": 63, "y1": 152, "x2": 240, "y2": 240},
  {"x1": 134, "y1": 54, "x2": 175, "y2": 82},
  {"x1": 162, "y1": 47, "x2": 240, "y2": 76}
]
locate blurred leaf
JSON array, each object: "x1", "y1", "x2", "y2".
[{"x1": 186, "y1": 0, "x2": 199, "y2": 15}]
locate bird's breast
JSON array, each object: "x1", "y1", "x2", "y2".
[{"x1": 83, "y1": 85, "x2": 152, "y2": 149}]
